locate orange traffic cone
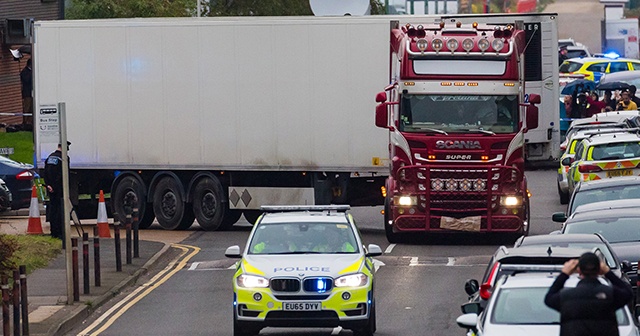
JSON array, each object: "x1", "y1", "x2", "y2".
[
  {"x1": 97, "y1": 190, "x2": 111, "y2": 238},
  {"x1": 27, "y1": 185, "x2": 44, "y2": 235}
]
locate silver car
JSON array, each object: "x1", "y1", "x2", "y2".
[{"x1": 457, "y1": 273, "x2": 639, "y2": 336}]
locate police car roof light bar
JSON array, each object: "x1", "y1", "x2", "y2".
[
  {"x1": 260, "y1": 205, "x2": 351, "y2": 213},
  {"x1": 585, "y1": 127, "x2": 640, "y2": 137}
]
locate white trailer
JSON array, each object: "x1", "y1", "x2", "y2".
[{"x1": 33, "y1": 17, "x2": 391, "y2": 230}]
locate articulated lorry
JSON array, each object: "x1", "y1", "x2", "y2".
[
  {"x1": 33, "y1": 17, "x2": 392, "y2": 230},
  {"x1": 32, "y1": 15, "x2": 557, "y2": 231},
  {"x1": 376, "y1": 17, "x2": 543, "y2": 242}
]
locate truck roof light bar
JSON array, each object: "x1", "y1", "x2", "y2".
[
  {"x1": 260, "y1": 205, "x2": 350, "y2": 213},
  {"x1": 405, "y1": 39, "x2": 514, "y2": 58}
]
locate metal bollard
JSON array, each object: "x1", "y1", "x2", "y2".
[
  {"x1": 2, "y1": 274, "x2": 10, "y2": 336},
  {"x1": 132, "y1": 207, "x2": 139, "y2": 258},
  {"x1": 125, "y1": 212, "x2": 132, "y2": 265},
  {"x1": 114, "y1": 221, "x2": 122, "y2": 272},
  {"x1": 82, "y1": 233, "x2": 90, "y2": 295},
  {"x1": 93, "y1": 227, "x2": 101, "y2": 287},
  {"x1": 19, "y1": 266, "x2": 28, "y2": 336},
  {"x1": 71, "y1": 238, "x2": 79, "y2": 302},
  {"x1": 12, "y1": 271, "x2": 19, "y2": 336}
]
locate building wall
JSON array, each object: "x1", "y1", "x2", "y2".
[{"x1": 0, "y1": 0, "x2": 60, "y2": 125}]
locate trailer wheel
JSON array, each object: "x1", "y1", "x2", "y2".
[
  {"x1": 243, "y1": 210, "x2": 262, "y2": 225},
  {"x1": 113, "y1": 175, "x2": 153, "y2": 229},
  {"x1": 138, "y1": 204, "x2": 156, "y2": 229},
  {"x1": 153, "y1": 177, "x2": 193, "y2": 230},
  {"x1": 384, "y1": 197, "x2": 401, "y2": 243},
  {"x1": 192, "y1": 176, "x2": 225, "y2": 231}
]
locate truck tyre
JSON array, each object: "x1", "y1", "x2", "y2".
[
  {"x1": 113, "y1": 175, "x2": 154, "y2": 229},
  {"x1": 243, "y1": 210, "x2": 262, "y2": 225},
  {"x1": 192, "y1": 176, "x2": 225, "y2": 231},
  {"x1": 384, "y1": 197, "x2": 401, "y2": 243},
  {"x1": 557, "y1": 182, "x2": 569, "y2": 205},
  {"x1": 138, "y1": 205, "x2": 156, "y2": 230},
  {"x1": 153, "y1": 177, "x2": 194, "y2": 230}
]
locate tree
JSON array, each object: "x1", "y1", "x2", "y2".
[{"x1": 66, "y1": 0, "x2": 385, "y2": 19}]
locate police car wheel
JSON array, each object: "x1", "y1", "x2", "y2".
[
  {"x1": 353, "y1": 300, "x2": 376, "y2": 336},
  {"x1": 233, "y1": 311, "x2": 259, "y2": 336},
  {"x1": 557, "y1": 182, "x2": 569, "y2": 204}
]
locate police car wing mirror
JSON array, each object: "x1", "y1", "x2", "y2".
[
  {"x1": 552, "y1": 212, "x2": 567, "y2": 223},
  {"x1": 561, "y1": 157, "x2": 573, "y2": 166},
  {"x1": 464, "y1": 279, "x2": 479, "y2": 296},
  {"x1": 460, "y1": 301, "x2": 481, "y2": 315},
  {"x1": 456, "y1": 313, "x2": 478, "y2": 331},
  {"x1": 225, "y1": 245, "x2": 242, "y2": 258},
  {"x1": 366, "y1": 244, "x2": 383, "y2": 257}
]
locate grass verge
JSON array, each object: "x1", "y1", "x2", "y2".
[
  {"x1": 0, "y1": 131, "x2": 35, "y2": 165},
  {"x1": 0, "y1": 234, "x2": 61, "y2": 275}
]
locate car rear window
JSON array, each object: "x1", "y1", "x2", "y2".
[
  {"x1": 564, "y1": 217, "x2": 640, "y2": 243},
  {"x1": 559, "y1": 61, "x2": 583, "y2": 73},
  {"x1": 590, "y1": 142, "x2": 640, "y2": 160},
  {"x1": 570, "y1": 184, "x2": 640, "y2": 214}
]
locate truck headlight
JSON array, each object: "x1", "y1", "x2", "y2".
[
  {"x1": 335, "y1": 273, "x2": 368, "y2": 288},
  {"x1": 500, "y1": 196, "x2": 522, "y2": 207},
  {"x1": 237, "y1": 274, "x2": 269, "y2": 288},
  {"x1": 394, "y1": 196, "x2": 417, "y2": 207}
]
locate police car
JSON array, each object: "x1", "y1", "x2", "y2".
[
  {"x1": 567, "y1": 129, "x2": 640, "y2": 195},
  {"x1": 226, "y1": 205, "x2": 382, "y2": 336}
]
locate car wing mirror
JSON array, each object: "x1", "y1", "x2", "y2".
[
  {"x1": 366, "y1": 244, "x2": 383, "y2": 257},
  {"x1": 620, "y1": 260, "x2": 632, "y2": 273},
  {"x1": 461, "y1": 301, "x2": 481, "y2": 315},
  {"x1": 464, "y1": 279, "x2": 479, "y2": 296},
  {"x1": 225, "y1": 245, "x2": 242, "y2": 258},
  {"x1": 561, "y1": 157, "x2": 573, "y2": 166},
  {"x1": 456, "y1": 313, "x2": 479, "y2": 330},
  {"x1": 552, "y1": 212, "x2": 567, "y2": 223}
]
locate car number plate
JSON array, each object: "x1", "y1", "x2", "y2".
[
  {"x1": 606, "y1": 169, "x2": 633, "y2": 178},
  {"x1": 282, "y1": 302, "x2": 321, "y2": 311}
]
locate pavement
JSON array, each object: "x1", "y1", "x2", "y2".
[{"x1": 0, "y1": 210, "x2": 192, "y2": 336}]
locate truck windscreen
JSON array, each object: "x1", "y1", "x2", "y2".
[{"x1": 399, "y1": 94, "x2": 519, "y2": 134}]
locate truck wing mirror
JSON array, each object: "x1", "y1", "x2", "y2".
[
  {"x1": 528, "y1": 93, "x2": 541, "y2": 104},
  {"x1": 526, "y1": 105, "x2": 539, "y2": 130},
  {"x1": 375, "y1": 91, "x2": 387, "y2": 103},
  {"x1": 376, "y1": 103, "x2": 394, "y2": 130}
]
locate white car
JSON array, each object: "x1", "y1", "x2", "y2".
[
  {"x1": 226, "y1": 205, "x2": 382, "y2": 336},
  {"x1": 457, "y1": 273, "x2": 639, "y2": 336}
]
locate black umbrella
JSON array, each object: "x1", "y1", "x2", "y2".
[
  {"x1": 561, "y1": 79, "x2": 596, "y2": 95},
  {"x1": 596, "y1": 81, "x2": 631, "y2": 91}
]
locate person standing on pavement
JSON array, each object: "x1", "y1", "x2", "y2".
[
  {"x1": 544, "y1": 252, "x2": 633, "y2": 336},
  {"x1": 43, "y1": 142, "x2": 70, "y2": 245},
  {"x1": 20, "y1": 59, "x2": 33, "y2": 128}
]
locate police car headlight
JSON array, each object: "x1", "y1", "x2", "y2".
[
  {"x1": 335, "y1": 273, "x2": 368, "y2": 288},
  {"x1": 500, "y1": 196, "x2": 522, "y2": 207},
  {"x1": 394, "y1": 195, "x2": 416, "y2": 207},
  {"x1": 237, "y1": 274, "x2": 269, "y2": 288}
]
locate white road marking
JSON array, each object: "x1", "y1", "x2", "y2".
[
  {"x1": 331, "y1": 326, "x2": 343, "y2": 335},
  {"x1": 188, "y1": 262, "x2": 200, "y2": 271},
  {"x1": 372, "y1": 259, "x2": 386, "y2": 272},
  {"x1": 409, "y1": 257, "x2": 418, "y2": 266},
  {"x1": 447, "y1": 257, "x2": 456, "y2": 266},
  {"x1": 385, "y1": 244, "x2": 396, "y2": 254}
]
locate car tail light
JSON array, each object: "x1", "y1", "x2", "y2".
[
  {"x1": 578, "y1": 164, "x2": 602, "y2": 173},
  {"x1": 16, "y1": 170, "x2": 34, "y2": 180},
  {"x1": 479, "y1": 283, "x2": 493, "y2": 300}
]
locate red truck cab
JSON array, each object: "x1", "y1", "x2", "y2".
[{"x1": 375, "y1": 19, "x2": 540, "y2": 243}]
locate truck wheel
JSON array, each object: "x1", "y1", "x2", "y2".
[
  {"x1": 243, "y1": 210, "x2": 262, "y2": 225},
  {"x1": 138, "y1": 205, "x2": 156, "y2": 229},
  {"x1": 113, "y1": 175, "x2": 153, "y2": 228},
  {"x1": 153, "y1": 177, "x2": 193, "y2": 230},
  {"x1": 192, "y1": 176, "x2": 225, "y2": 231},
  {"x1": 384, "y1": 197, "x2": 401, "y2": 243},
  {"x1": 557, "y1": 182, "x2": 569, "y2": 205}
]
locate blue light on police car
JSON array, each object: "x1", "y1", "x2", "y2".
[
  {"x1": 316, "y1": 278, "x2": 327, "y2": 293},
  {"x1": 603, "y1": 52, "x2": 620, "y2": 59}
]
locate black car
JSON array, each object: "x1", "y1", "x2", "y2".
[
  {"x1": 0, "y1": 156, "x2": 37, "y2": 210},
  {"x1": 553, "y1": 176, "x2": 640, "y2": 223},
  {"x1": 513, "y1": 233, "x2": 632, "y2": 282},
  {"x1": 558, "y1": 199, "x2": 640, "y2": 295}
]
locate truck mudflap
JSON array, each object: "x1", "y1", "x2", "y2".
[{"x1": 391, "y1": 164, "x2": 525, "y2": 233}]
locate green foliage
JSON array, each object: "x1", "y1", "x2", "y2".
[
  {"x1": 66, "y1": 0, "x2": 196, "y2": 19},
  {"x1": 0, "y1": 131, "x2": 35, "y2": 165},
  {"x1": 0, "y1": 234, "x2": 18, "y2": 272}
]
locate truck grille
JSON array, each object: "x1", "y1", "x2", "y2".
[{"x1": 270, "y1": 278, "x2": 300, "y2": 292}]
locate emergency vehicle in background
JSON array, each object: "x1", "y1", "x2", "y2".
[{"x1": 375, "y1": 19, "x2": 541, "y2": 242}]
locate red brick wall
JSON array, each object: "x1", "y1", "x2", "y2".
[{"x1": 0, "y1": 0, "x2": 60, "y2": 125}]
